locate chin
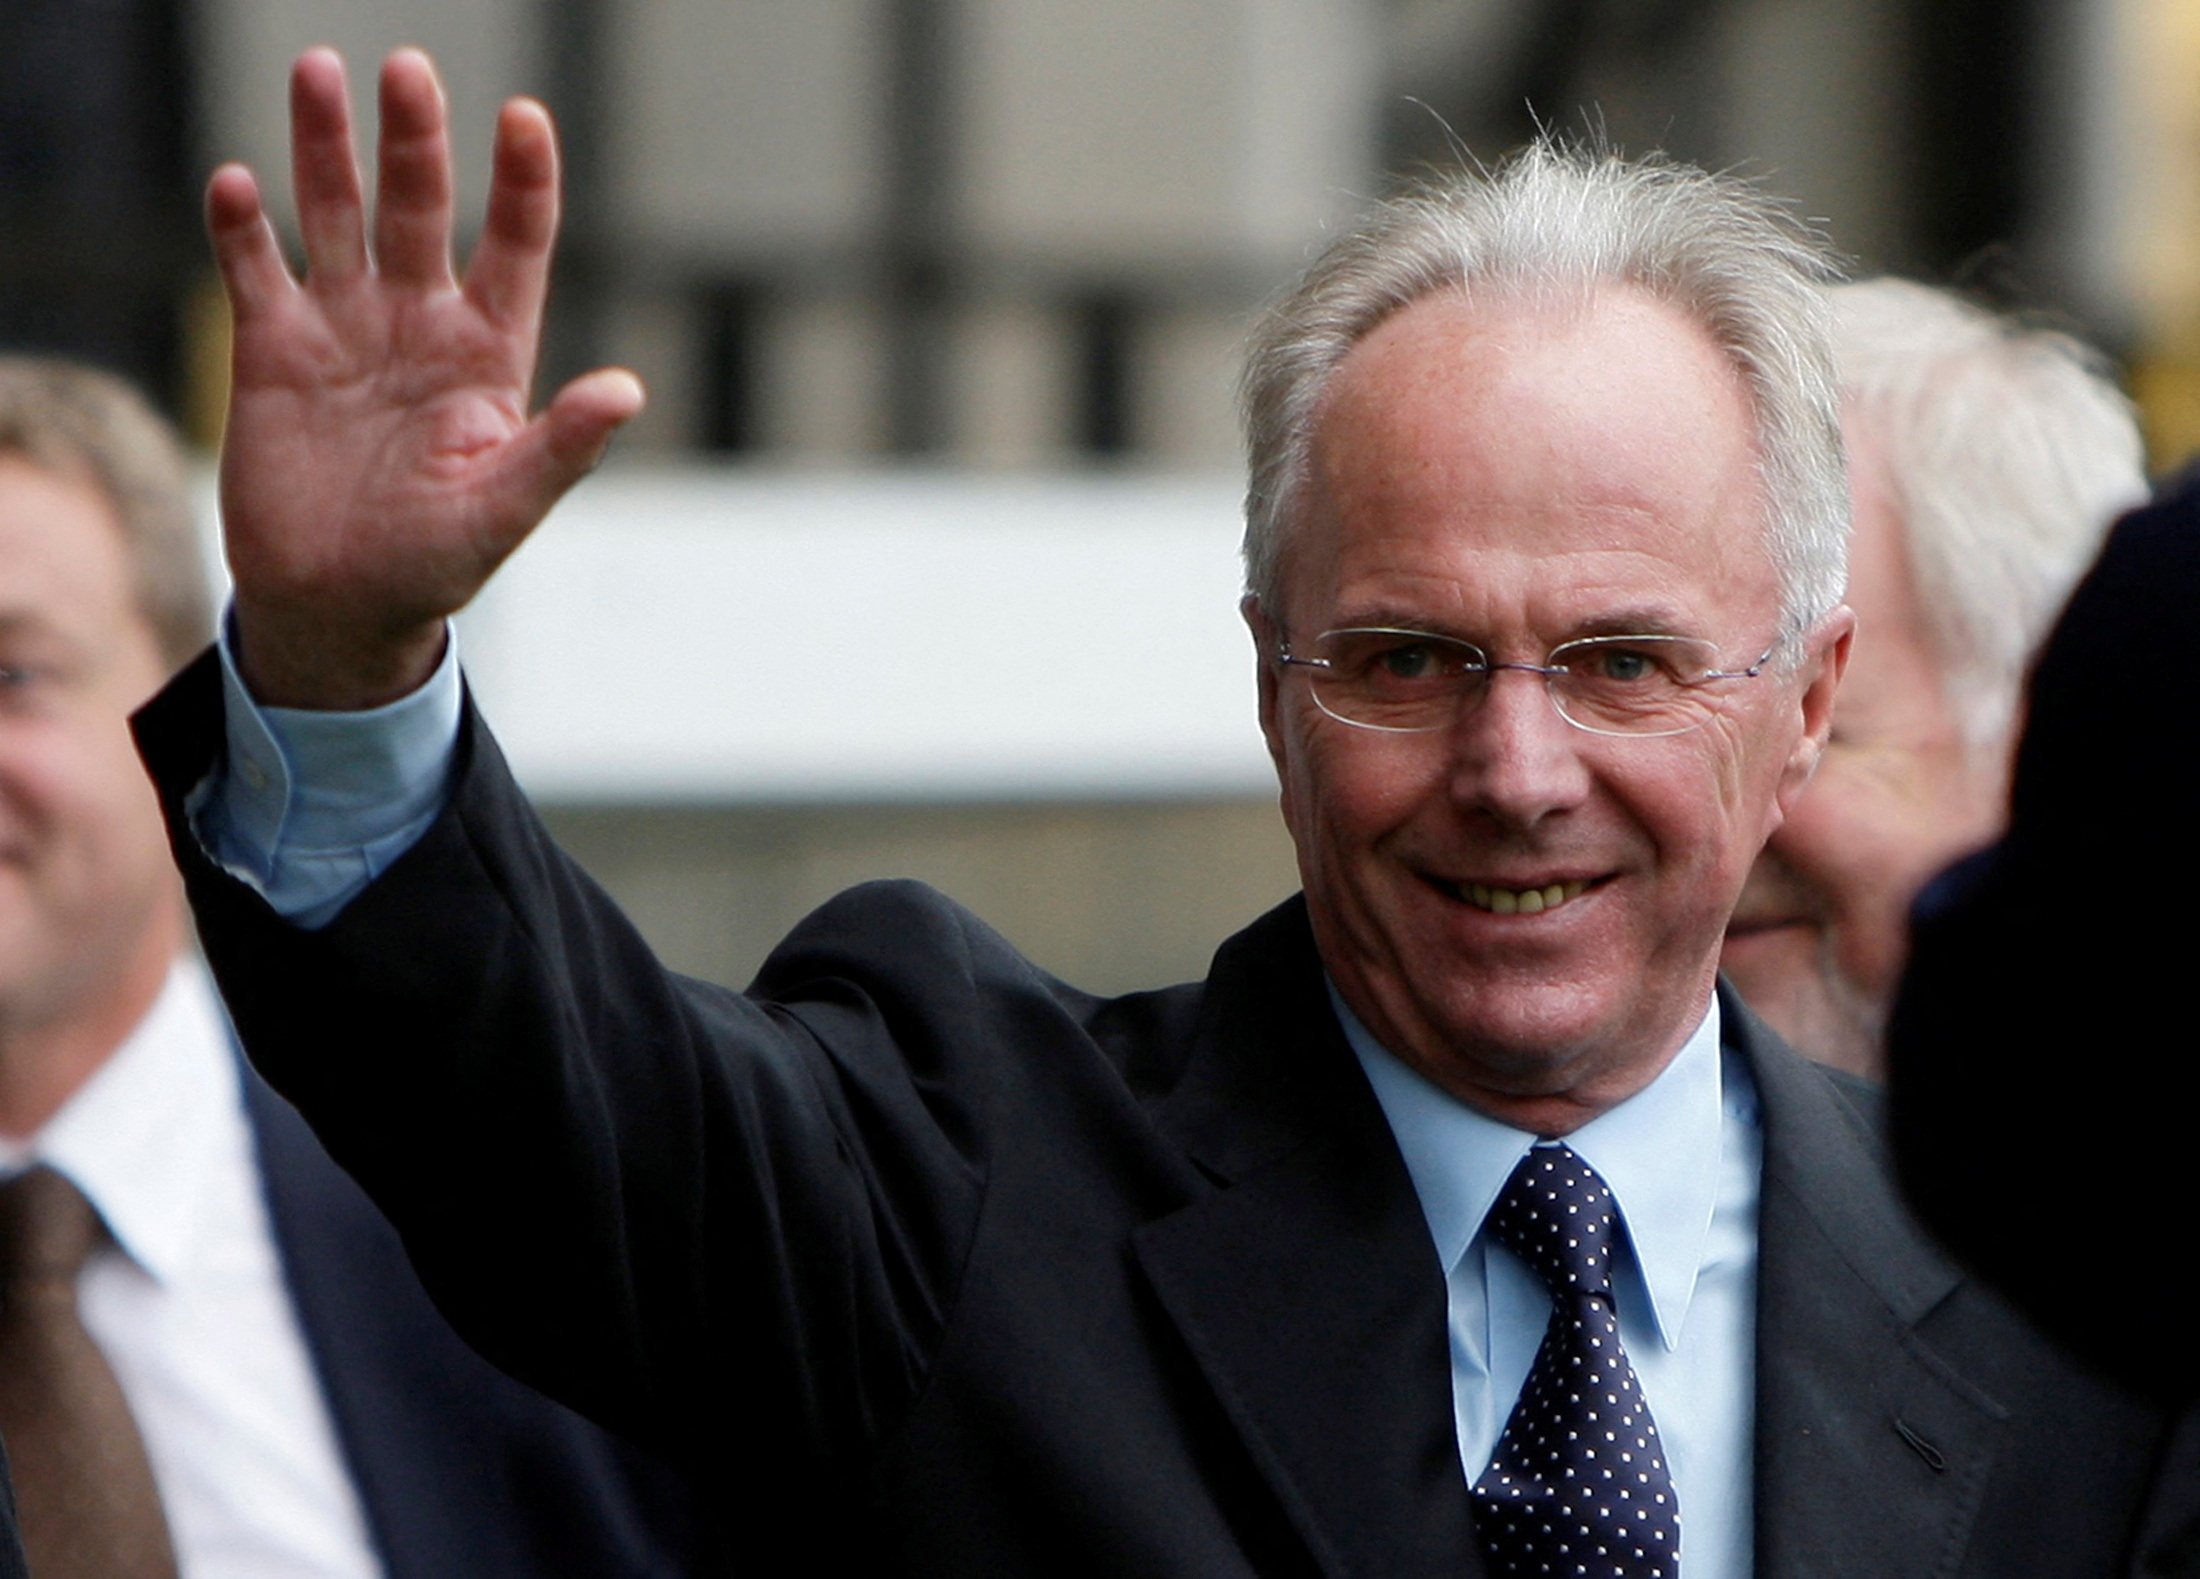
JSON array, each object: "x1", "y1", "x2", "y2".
[{"x1": 1394, "y1": 985, "x2": 1636, "y2": 1097}]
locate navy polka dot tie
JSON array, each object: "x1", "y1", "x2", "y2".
[{"x1": 1471, "y1": 1144, "x2": 1680, "y2": 1579}]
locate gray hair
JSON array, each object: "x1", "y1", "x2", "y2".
[
  {"x1": 1833, "y1": 279, "x2": 2145, "y2": 747},
  {"x1": 1240, "y1": 140, "x2": 1850, "y2": 657},
  {"x1": 0, "y1": 357, "x2": 210, "y2": 671}
]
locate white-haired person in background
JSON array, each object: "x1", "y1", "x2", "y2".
[{"x1": 1722, "y1": 279, "x2": 2147, "y2": 1078}]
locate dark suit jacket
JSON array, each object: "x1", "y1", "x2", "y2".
[
  {"x1": 240, "y1": 1062, "x2": 721, "y2": 1576},
  {"x1": 0, "y1": 1450, "x2": 23, "y2": 1579},
  {"x1": 137, "y1": 652, "x2": 2182, "y2": 1576}
]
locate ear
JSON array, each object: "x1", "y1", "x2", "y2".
[
  {"x1": 1243, "y1": 594, "x2": 1290, "y2": 779},
  {"x1": 1774, "y1": 603, "x2": 1854, "y2": 817}
]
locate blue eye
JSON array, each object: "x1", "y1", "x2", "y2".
[
  {"x1": 1377, "y1": 641, "x2": 1443, "y2": 680},
  {"x1": 1579, "y1": 645, "x2": 1659, "y2": 683},
  {"x1": 1290, "y1": 628, "x2": 1491, "y2": 731}
]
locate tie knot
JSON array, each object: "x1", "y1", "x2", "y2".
[
  {"x1": 1486, "y1": 1143, "x2": 1621, "y2": 1301},
  {"x1": 0, "y1": 1167, "x2": 106, "y2": 1287}
]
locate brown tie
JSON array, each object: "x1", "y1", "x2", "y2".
[{"x1": 0, "y1": 1166, "x2": 179, "y2": 1579}]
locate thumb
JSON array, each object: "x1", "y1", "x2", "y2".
[{"x1": 502, "y1": 366, "x2": 647, "y2": 524}]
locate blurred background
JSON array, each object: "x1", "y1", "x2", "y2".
[{"x1": 5, "y1": 0, "x2": 2195, "y2": 989}]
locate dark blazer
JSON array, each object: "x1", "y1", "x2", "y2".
[
  {"x1": 241, "y1": 1063, "x2": 722, "y2": 1577},
  {"x1": 0, "y1": 1449, "x2": 23, "y2": 1579},
  {"x1": 137, "y1": 652, "x2": 2182, "y2": 1577}
]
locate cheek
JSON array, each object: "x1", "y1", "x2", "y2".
[
  {"x1": 0, "y1": 717, "x2": 152, "y2": 849},
  {"x1": 1284, "y1": 710, "x2": 1386, "y2": 827},
  {"x1": 1664, "y1": 717, "x2": 1788, "y2": 874},
  {"x1": 1776, "y1": 777, "x2": 1914, "y2": 975},
  {"x1": 1777, "y1": 750, "x2": 1973, "y2": 903},
  {"x1": 1765, "y1": 754, "x2": 1955, "y2": 989},
  {"x1": 1763, "y1": 768, "x2": 1868, "y2": 895},
  {"x1": 1278, "y1": 720, "x2": 1436, "y2": 893},
  {"x1": 0, "y1": 727, "x2": 66, "y2": 828}
]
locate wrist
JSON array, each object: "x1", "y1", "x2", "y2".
[{"x1": 232, "y1": 604, "x2": 450, "y2": 710}]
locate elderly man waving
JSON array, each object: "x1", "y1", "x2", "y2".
[{"x1": 135, "y1": 46, "x2": 2186, "y2": 1579}]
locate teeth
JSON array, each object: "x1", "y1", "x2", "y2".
[{"x1": 1463, "y1": 880, "x2": 1587, "y2": 914}]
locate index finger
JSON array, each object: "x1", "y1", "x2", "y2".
[
  {"x1": 462, "y1": 97, "x2": 560, "y2": 331},
  {"x1": 206, "y1": 162, "x2": 299, "y2": 321}
]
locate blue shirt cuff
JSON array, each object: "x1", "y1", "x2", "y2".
[{"x1": 187, "y1": 611, "x2": 464, "y2": 929}]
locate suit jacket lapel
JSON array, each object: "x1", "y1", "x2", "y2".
[
  {"x1": 1736, "y1": 990, "x2": 2005, "y2": 1579},
  {"x1": 1132, "y1": 900, "x2": 1486, "y2": 1579},
  {"x1": 241, "y1": 1060, "x2": 469, "y2": 1579}
]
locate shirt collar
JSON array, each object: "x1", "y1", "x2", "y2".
[
  {"x1": 1337, "y1": 984, "x2": 1730, "y2": 1352},
  {"x1": 0, "y1": 956, "x2": 241, "y2": 1284}
]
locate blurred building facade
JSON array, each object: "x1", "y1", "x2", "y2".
[
  {"x1": 13, "y1": 0, "x2": 2187, "y2": 464},
  {"x1": 5, "y1": 0, "x2": 2192, "y2": 987}
]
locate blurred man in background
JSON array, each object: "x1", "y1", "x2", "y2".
[
  {"x1": 0, "y1": 357, "x2": 712, "y2": 1577},
  {"x1": 1720, "y1": 279, "x2": 2146, "y2": 1077}
]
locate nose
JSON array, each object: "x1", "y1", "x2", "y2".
[{"x1": 1443, "y1": 665, "x2": 1592, "y2": 830}]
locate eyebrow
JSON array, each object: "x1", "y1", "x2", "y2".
[
  {"x1": 1321, "y1": 603, "x2": 1706, "y2": 644},
  {"x1": 1564, "y1": 605, "x2": 1702, "y2": 640},
  {"x1": 1320, "y1": 605, "x2": 1462, "y2": 635}
]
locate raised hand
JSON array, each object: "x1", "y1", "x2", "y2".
[{"x1": 208, "y1": 47, "x2": 643, "y2": 708}]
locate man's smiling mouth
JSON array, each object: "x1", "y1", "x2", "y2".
[{"x1": 1428, "y1": 877, "x2": 1594, "y2": 915}]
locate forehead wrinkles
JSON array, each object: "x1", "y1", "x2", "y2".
[{"x1": 1323, "y1": 552, "x2": 1706, "y2": 640}]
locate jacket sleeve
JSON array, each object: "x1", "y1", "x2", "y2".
[{"x1": 136, "y1": 650, "x2": 1019, "y2": 1493}]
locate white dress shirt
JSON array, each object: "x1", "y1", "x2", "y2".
[{"x1": 0, "y1": 958, "x2": 383, "y2": 1579}]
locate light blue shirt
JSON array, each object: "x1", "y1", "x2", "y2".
[
  {"x1": 1339, "y1": 993, "x2": 1761, "y2": 1579},
  {"x1": 198, "y1": 614, "x2": 1763, "y2": 1576},
  {"x1": 194, "y1": 620, "x2": 464, "y2": 927}
]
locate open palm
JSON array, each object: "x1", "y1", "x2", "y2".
[{"x1": 210, "y1": 48, "x2": 641, "y2": 708}]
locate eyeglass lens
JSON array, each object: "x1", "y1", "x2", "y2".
[{"x1": 1301, "y1": 629, "x2": 1735, "y2": 736}]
